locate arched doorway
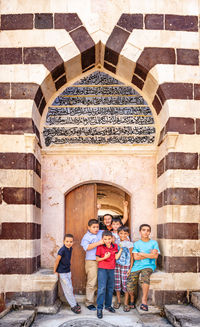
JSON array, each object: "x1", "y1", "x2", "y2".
[{"x1": 65, "y1": 182, "x2": 130, "y2": 294}]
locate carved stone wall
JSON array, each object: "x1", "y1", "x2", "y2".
[{"x1": 43, "y1": 71, "x2": 155, "y2": 146}]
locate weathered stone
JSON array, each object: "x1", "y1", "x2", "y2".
[
  {"x1": 157, "y1": 223, "x2": 198, "y2": 239},
  {"x1": 164, "y1": 304, "x2": 200, "y2": 327},
  {"x1": 0, "y1": 309, "x2": 36, "y2": 327},
  {"x1": 164, "y1": 188, "x2": 198, "y2": 205},
  {"x1": 0, "y1": 118, "x2": 34, "y2": 134},
  {"x1": 0, "y1": 222, "x2": 41, "y2": 240},
  {"x1": 132, "y1": 75, "x2": 144, "y2": 90},
  {"x1": 1, "y1": 14, "x2": 33, "y2": 30},
  {"x1": 23, "y1": 47, "x2": 63, "y2": 71},
  {"x1": 191, "y1": 292, "x2": 200, "y2": 311},
  {"x1": 165, "y1": 152, "x2": 198, "y2": 170},
  {"x1": 117, "y1": 13, "x2": 143, "y2": 31},
  {"x1": 35, "y1": 14, "x2": 53, "y2": 29},
  {"x1": 165, "y1": 15, "x2": 198, "y2": 32},
  {"x1": 154, "y1": 291, "x2": 187, "y2": 306},
  {"x1": 0, "y1": 48, "x2": 22, "y2": 64},
  {"x1": 157, "y1": 83, "x2": 193, "y2": 104},
  {"x1": 0, "y1": 256, "x2": 40, "y2": 274},
  {"x1": 152, "y1": 95, "x2": 162, "y2": 115},
  {"x1": 11, "y1": 83, "x2": 39, "y2": 100},
  {"x1": 81, "y1": 46, "x2": 95, "y2": 70},
  {"x1": 164, "y1": 256, "x2": 197, "y2": 273},
  {"x1": 177, "y1": 49, "x2": 199, "y2": 66},
  {"x1": 105, "y1": 26, "x2": 130, "y2": 62},
  {"x1": 194, "y1": 84, "x2": 200, "y2": 100},
  {"x1": 165, "y1": 117, "x2": 195, "y2": 134},
  {"x1": 145, "y1": 14, "x2": 164, "y2": 30},
  {"x1": 136, "y1": 48, "x2": 175, "y2": 80},
  {"x1": 54, "y1": 13, "x2": 82, "y2": 32},
  {"x1": 69, "y1": 26, "x2": 95, "y2": 53}
]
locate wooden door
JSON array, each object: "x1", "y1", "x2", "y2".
[{"x1": 65, "y1": 184, "x2": 97, "y2": 294}]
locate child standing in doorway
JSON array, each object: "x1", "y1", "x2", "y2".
[
  {"x1": 54, "y1": 234, "x2": 81, "y2": 314},
  {"x1": 99, "y1": 201, "x2": 129, "y2": 231},
  {"x1": 96, "y1": 230, "x2": 122, "y2": 319},
  {"x1": 111, "y1": 217, "x2": 122, "y2": 244}
]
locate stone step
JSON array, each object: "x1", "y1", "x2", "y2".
[
  {"x1": 164, "y1": 304, "x2": 200, "y2": 327},
  {"x1": 140, "y1": 313, "x2": 172, "y2": 326},
  {"x1": 191, "y1": 292, "x2": 200, "y2": 311},
  {"x1": 0, "y1": 309, "x2": 36, "y2": 327}
]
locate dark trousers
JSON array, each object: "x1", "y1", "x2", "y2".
[{"x1": 97, "y1": 268, "x2": 114, "y2": 310}]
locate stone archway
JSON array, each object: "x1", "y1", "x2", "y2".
[{"x1": 40, "y1": 68, "x2": 158, "y2": 272}]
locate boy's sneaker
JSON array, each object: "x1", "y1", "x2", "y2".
[
  {"x1": 105, "y1": 306, "x2": 115, "y2": 313},
  {"x1": 87, "y1": 304, "x2": 96, "y2": 311},
  {"x1": 97, "y1": 309, "x2": 103, "y2": 319}
]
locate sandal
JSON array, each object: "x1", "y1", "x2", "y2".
[
  {"x1": 129, "y1": 301, "x2": 136, "y2": 309},
  {"x1": 113, "y1": 302, "x2": 121, "y2": 309},
  {"x1": 71, "y1": 305, "x2": 81, "y2": 314},
  {"x1": 76, "y1": 303, "x2": 81, "y2": 310},
  {"x1": 123, "y1": 304, "x2": 130, "y2": 312},
  {"x1": 140, "y1": 303, "x2": 148, "y2": 311}
]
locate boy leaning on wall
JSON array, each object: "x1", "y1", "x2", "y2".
[
  {"x1": 127, "y1": 224, "x2": 160, "y2": 311},
  {"x1": 54, "y1": 233, "x2": 81, "y2": 314}
]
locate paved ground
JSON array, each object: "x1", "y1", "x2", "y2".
[{"x1": 31, "y1": 304, "x2": 172, "y2": 327}]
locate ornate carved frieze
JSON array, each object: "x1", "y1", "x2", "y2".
[{"x1": 43, "y1": 71, "x2": 155, "y2": 146}]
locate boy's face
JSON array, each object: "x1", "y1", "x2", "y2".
[
  {"x1": 118, "y1": 230, "x2": 129, "y2": 241},
  {"x1": 140, "y1": 226, "x2": 151, "y2": 239},
  {"x1": 102, "y1": 235, "x2": 112, "y2": 247},
  {"x1": 64, "y1": 237, "x2": 73, "y2": 248},
  {"x1": 88, "y1": 223, "x2": 99, "y2": 234},
  {"x1": 112, "y1": 221, "x2": 121, "y2": 232},
  {"x1": 103, "y1": 215, "x2": 112, "y2": 227}
]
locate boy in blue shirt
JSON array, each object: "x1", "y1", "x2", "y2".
[
  {"x1": 54, "y1": 234, "x2": 81, "y2": 314},
  {"x1": 127, "y1": 224, "x2": 160, "y2": 312},
  {"x1": 81, "y1": 219, "x2": 103, "y2": 311}
]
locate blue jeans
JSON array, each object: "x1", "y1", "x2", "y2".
[{"x1": 97, "y1": 268, "x2": 114, "y2": 310}]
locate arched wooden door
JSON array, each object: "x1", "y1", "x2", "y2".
[{"x1": 65, "y1": 184, "x2": 97, "y2": 294}]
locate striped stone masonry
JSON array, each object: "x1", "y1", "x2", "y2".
[{"x1": 0, "y1": 3, "x2": 199, "y2": 306}]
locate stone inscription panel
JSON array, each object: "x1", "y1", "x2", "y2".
[{"x1": 43, "y1": 71, "x2": 155, "y2": 146}]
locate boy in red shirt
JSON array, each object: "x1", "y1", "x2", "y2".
[{"x1": 96, "y1": 230, "x2": 122, "y2": 319}]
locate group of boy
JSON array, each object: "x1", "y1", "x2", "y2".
[{"x1": 54, "y1": 202, "x2": 160, "y2": 319}]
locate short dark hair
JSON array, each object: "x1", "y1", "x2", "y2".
[
  {"x1": 64, "y1": 233, "x2": 73, "y2": 240},
  {"x1": 139, "y1": 224, "x2": 151, "y2": 232},
  {"x1": 88, "y1": 219, "x2": 99, "y2": 227},
  {"x1": 103, "y1": 214, "x2": 113, "y2": 221},
  {"x1": 117, "y1": 225, "x2": 129, "y2": 234},
  {"x1": 112, "y1": 217, "x2": 122, "y2": 224},
  {"x1": 102, "y1": 230, "x2": 112, "y2": 238}
]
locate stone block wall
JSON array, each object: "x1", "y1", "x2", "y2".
[{"x1": 0, "y1": 0, "x2": 199, "y2": 305}]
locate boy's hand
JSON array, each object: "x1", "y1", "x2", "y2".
[
  {"x1": 99, "y1": 239, "x2": 104, "y2": 245},
  {"x1": 104, "y1": 252, "x2": 111, "y2": 259},
  {"x1": 127, "y1": 269, "x2": 131, "y2": 276}
]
